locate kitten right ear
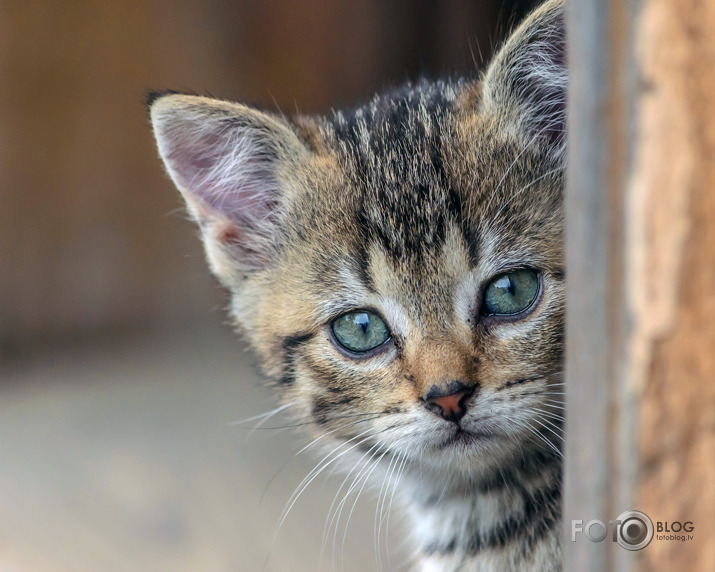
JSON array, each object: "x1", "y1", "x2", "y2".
[
  {"x1": 482, "y1": 0, "x2": 567, "y2": 155},
  {"x1": 150, "y1": 94, "x2": 311, "y2": 284}
]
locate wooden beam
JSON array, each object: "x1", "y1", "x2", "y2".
[{"x1": 565, "y1": 0, "x2": 715, "y2": 570}]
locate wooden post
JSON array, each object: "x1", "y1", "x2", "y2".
[{"x1": 565, "y1": 0, "x2": 715, "y2": 570}]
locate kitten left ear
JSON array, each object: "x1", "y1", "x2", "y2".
[
  {"x1": 150, "y1": 93, "x2": 312, "y2": 284},
  {"x1": 482, "y1": 0, "x2": 567, "y2": 154}
]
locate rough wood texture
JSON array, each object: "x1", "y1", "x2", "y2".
[
  {"x1": 566, "y1": 0, "x2": 715, "y2": 570},
  {"x1": 633, "y1": 1, "x2": 715, "y2": 570}
]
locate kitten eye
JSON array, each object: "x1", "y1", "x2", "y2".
[
  {"x1": 482, "y1": 269, "x2": 539, "y2": 316},
  {"x1": 331, "y1": 310, "x2": 391, "y2": 354}
]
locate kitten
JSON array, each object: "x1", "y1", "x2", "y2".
[{"x1": 149, "y1": 0, "x2": 566, "y2": 569}]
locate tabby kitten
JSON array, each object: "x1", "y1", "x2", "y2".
[{"x1": 150, "y1": 0, "x2": 566, "y2": 569}]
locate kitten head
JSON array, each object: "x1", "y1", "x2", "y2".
[{"x1": 151, "y1": 0, "x2": 566, "y2": 481}]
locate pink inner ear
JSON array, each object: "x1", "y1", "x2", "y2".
[
  {"x1": 214, "y1": 218, "x2": 267, "y2": 269},
  {"x1": 169, "y1": 129, "x2": 279, "y2": 227},
  {"x1": 190, "y1": 152, "x2": 218, "y2": 170}
]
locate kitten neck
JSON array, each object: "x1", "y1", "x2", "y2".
[{"x1": 403, "y1": 447, "x2": 562, "y2": 571}]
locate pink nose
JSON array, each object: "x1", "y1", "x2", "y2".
[{"x1": 424, "y1": 385, "x2": 474, "y2": 423}]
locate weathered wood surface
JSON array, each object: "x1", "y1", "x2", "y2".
[
  {"x1": 634, "y1": 1, "x2": 715, "y2": 570},
  {"x1": 566, "y1": 0, "x2": 715, "y2": 570}
]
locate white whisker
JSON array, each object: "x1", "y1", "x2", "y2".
[{"x1": 227, "y1": 401, "x2": 296, "y2": 426}]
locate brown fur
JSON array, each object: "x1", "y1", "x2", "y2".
[{"x1": 151, "y1": 1, "x2": 567, "y2": 569}]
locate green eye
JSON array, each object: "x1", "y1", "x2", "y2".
[
  {"x1": 482, "y1": 269, "x2": 540, "y2": 316},
  {"x1": 331, "y1": 310, "x2": 391, "y2": 353}
]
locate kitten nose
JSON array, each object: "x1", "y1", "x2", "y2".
[{"x1": 423, "y1": 382, "x2": 474, "y2": 423}]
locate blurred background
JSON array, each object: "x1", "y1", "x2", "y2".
[{"x1": 0, "y1": 1, "x2": 537, "y2": 570}]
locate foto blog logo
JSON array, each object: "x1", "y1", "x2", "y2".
[{"x1": 571, "y1": 510, "x2": 654, "y2": 551}]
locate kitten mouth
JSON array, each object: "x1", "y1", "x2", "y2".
[{"x1": 439, "y1": 426, "x2": 492, "y2": 448}]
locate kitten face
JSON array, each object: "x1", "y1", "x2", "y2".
[{"x1": 151, "y1": 1, "x2": 565, "y2": 483}]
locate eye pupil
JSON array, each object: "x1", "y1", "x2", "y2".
[
  {"x1": 505, "y1": 276, "x2": 516, "y2": 296},
  {"x1": 482, "y1": 269, "x2": 539, "y2": 317},
  {"x1": 332, "y1": 310, "x2": 391, "y2": 354}
]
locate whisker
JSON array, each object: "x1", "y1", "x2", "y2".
[
  {"x1": 483, "y1": 132, "x2": 542, "y2": 215},
  {"x1": 539, "y1": 401, "x2": 566, "y2": 411},
  {"x1": 374, "y1": 450, "x2": 401, "y2": 571},
  {"x1": 529, "y1": 408, "x2": 565, "y2": 424},
  {"x1": 532, "y1": 413, "x2": 565, "y2": 435},
  {"x1": 322, "y1": 441, "x2": 383, "y2": 558},
  {"x1": 489, "y1": 167, "x2": 562, "y2": 226},
  {"x1": 530, "y1": 416, "x2": 565, "y2": 444},
  {"x1": 227, "y1": 401, "x2": 296, "y2": 426},
  {"x1": 242, "y1": 402, "x2": 300, "y2": 442},
  {"x1": 385, "y1": 450, "x2": 410, "y2": 568},
  {"x1": 273, "y1": 429, "x2": 375, "y2": 540},
  {"x1": 340, "y1": 448, "x2": 389, "y2": 571},
  {"x1": 510, "y1": 418, "x2": 563, "y2": 458},
  {"x1": 254, "y1": 411, "x2": 386, "y2": 431},
  {"x1": 260, "y1": 421, "x2": 360, "y2": 505},
  {"x1": 331, "y1": 443, "x2": 385, "y2": 570}
]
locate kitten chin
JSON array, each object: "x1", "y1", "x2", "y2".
[{"x1": 151, "y1": 0, "x2": 567, "y2": 569}]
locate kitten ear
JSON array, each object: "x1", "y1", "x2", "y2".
[
  {"x1": 482, "y1": 0, "x2": 566, "y2": 154},
  {"x1": 150, "y1": 94, "x2": 311, "y2": 284}
]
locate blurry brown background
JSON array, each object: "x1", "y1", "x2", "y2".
[
  {"x1": 0, "y1": 1, "x2": 535, "y2": 571},
  {"x1": 0, "y1": 0, "x2": 535, "y2": 351}
]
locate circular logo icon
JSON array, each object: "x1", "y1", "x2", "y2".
[{"x1": 616, "y1": 510, "x2": 654, "y2": 551}]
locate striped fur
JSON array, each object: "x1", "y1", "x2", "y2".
[{"x1": 151, "y1": 1, "x2": 567, "y2": 569}]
